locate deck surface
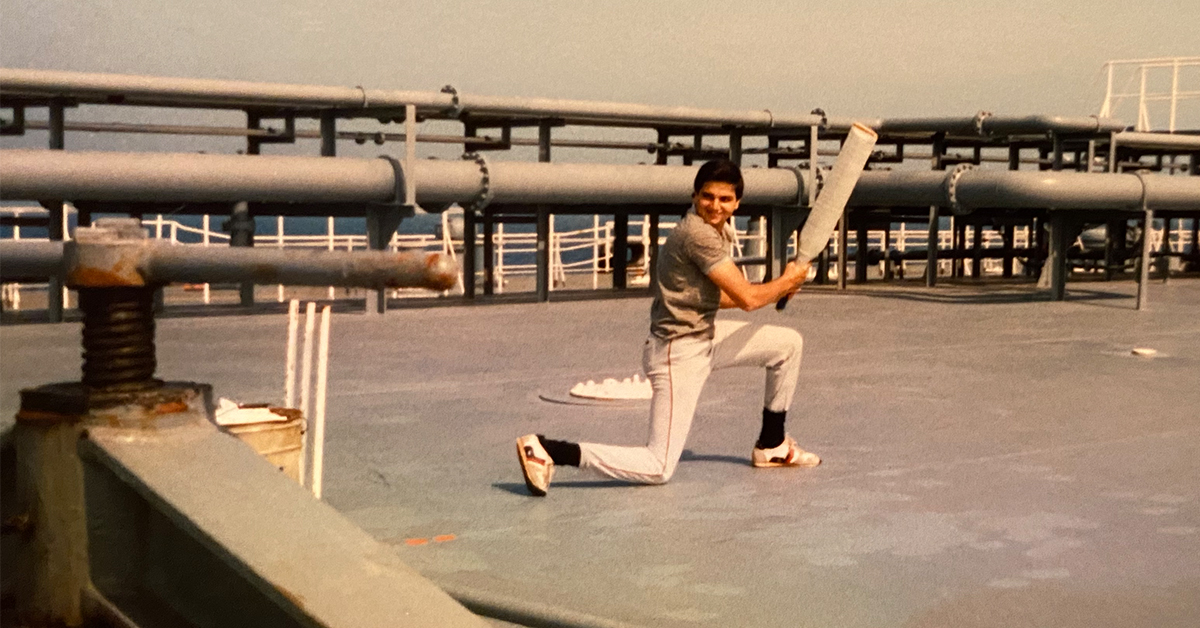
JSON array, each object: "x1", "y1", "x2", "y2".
[{"x1": 3, "y1": 279, "x2": 1198, "y2": 627}]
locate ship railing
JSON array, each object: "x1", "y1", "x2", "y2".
[{"x1": 2, "y1": 207, "x2": 1194, "y2": 311}]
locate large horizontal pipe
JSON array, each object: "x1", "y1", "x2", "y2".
[
  {"x1": 0, "y1": 68, "x2": 844, "y2": 131},
  {"x1": 0, "y1": 149, "x2": 806, "y2": 206},
  {"x1": 0, "y1": 228, "x2": 459, "y2": 288},
  {"x1": 3, "y1": 149, "x2": 1198, "y2": 215},
  {"x1": 0, "y1": 240, "x2": 64, "y2": 280},
  {"x1": 851, "y1": 169, "x2": 1200, "y2": 211},
  {"x1": 139, "y1": 245, "x2": 458, "y2": 290}
]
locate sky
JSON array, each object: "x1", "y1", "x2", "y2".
[{"x1": 2, "y1": 0, "x2": 1197, "y2": 123}]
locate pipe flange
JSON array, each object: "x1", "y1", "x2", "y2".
[
  {"x1": 462, "y1": 152, "x2": 493, "y2": 213},
  {"x1": 371, "y1": 155, "x2": 416, "y2": 216},
  {"x1": 973, "y1": 110, "x2": 993, "y2": 136},
  {"x1": 441, "y1": 84, "x2": 463, "y2": 118},
  {"x1": 788, "y1": 165, "x2": 824, "y2": 207},
  {"x1": 1133, "y1": 168, "x2": 1152, "y2": 211},
  {"x1": 946, "y1": 163, "x2": 975, "y2": 215}
]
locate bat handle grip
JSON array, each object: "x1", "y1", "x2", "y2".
[{"x1": 775, "y1": 256, "x2": 810, "y2": 311}]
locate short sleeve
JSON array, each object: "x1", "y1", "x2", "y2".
[{"x1": 684, "y1": 223, "x2": 732, "y2": 274}]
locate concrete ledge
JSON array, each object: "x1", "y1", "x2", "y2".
[{"x1": 81, "y1": 421, "x2": 488, "y2": 628}]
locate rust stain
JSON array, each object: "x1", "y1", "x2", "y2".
[
  {"x1": 153, "y1": 400, "x2": 188, "y2": 415},
  {"x1": 268, "y1": 407, "x2": 304, "y2": 421},
  {"x1": 421, "y1": 253, "x2": 458, "y2": 290},
  {"x1": 248, "y1": 263, "x2": 282, "y2": 283},
  {"x1": 404, "y1": 538, "x2": 429, "y2": 546},
  {"x1": 67, "y1": 259, "x2": 144, "y2": 287},
  {"x1": 15, "y1": 409, "x2": 82, "y2": 423},
  {"x1": 433, "y1": 534, "x2": 457, "y2": 543},
  {"x1": 1, "y1": 513, "x2": 32, "y2": 534}
]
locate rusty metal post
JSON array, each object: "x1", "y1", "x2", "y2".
[
  {"x1": 12, "y1": 407, "x2": 89, "y2": 627},
  {"x1": 15, "y1": 221, "x2": 178, "y2": 626}
]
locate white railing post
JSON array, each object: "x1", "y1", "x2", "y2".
[
  {"x1": 202, "y1": 215, "x2": 211, "y2": 304},
  {"x1": 311, "y1": 304, "x2": 332, "y2": 500},
  {"x1": 299, "y1": 301, "x2": 317, "y2": 489},
  {"x1": 592, "y1": 215, "x2": 600, "y2": 290},
  {"x1": 277, "y1": 215, "x2": 286, "y2": 302},
  {"x1": 326, "y1": 217, "x2": 335, "y2": 299},
  {"x1": 495, "y1": 223, "x2": 505, "y2": 293}
]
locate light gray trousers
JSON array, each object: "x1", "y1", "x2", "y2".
[{"x1": 579, "y1": 320, "x2": 804, "y2": 484}]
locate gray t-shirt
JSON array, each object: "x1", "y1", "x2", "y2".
[{"x1": 649, "y1": 208, "x2": 735, "y2": 340}]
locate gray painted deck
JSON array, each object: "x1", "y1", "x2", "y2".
[{"x1": 3, "y1": 279, "x2": 1198, "y2": 627}]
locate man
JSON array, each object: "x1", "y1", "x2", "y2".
[{"x1": 517, "y1": 159, "x2": 816, "y2": 496}]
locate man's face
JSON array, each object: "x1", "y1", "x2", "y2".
[{"x1": 693, "y1": 181, "x2": 740, "y2": 228}]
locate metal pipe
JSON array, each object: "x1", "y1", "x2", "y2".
[
  {"x1": 17, "y1": 220, "x2": 460, "y2": 289},
  {"x1": 5, "y1": 149, "x2": 1199, "y2": 218},
  {"x1": 22, "y1": 119, "x2": 666, "y2": 152},
  {"x1": 0, "y1": 149, "x2": 806, "y2": 207},
  {"x1": 1112, "y1": 132, "x2": 1200, "y2": 151},
  {"x1": 851, "y1": 168, "x2": 1200, "y2": 212},
  {"x1": 948, "y1": 170, "x2": 1200, "y2": 211},
  {"x1": 3, "y1": 68, "x2": 1133, "y2": 147},
  {"x1": 141, "y1": 245, "x2": 458, "y2": 290},
  {"x1": 871, "y1": 114, "x2": 1125, "y2": 136},
  {"x1": 0, "y1": 241, "x2": 64, "y2": 280},
  {"x1": 0, "y1": 68, "x2": 835, "y2": 130}
]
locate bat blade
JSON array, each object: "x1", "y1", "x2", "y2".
[{"x1": 776, "y1": 122, "x2": 878, "y2": 310}]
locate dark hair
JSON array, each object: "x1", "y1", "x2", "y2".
[{"x1": 693, "y1": 159, "x2": 744, "y2": 200}]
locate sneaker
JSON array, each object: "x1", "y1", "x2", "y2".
[
  {"x1": 752, "y1": 435, "x2": 821, "y2": 468},
  {"x1": 516, "y1": 434, "x2": 554, "y2": 496}
]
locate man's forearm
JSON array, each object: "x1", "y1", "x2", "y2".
[{"x1": 721, "y1": 278, "x2": 798, "y2": 311}]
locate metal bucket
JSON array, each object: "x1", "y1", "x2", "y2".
[{"x1": 222, "y1": 409, "x2": 305, "y2": 484}]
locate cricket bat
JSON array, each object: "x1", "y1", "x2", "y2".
[{"x1": 776, "y1": 122, "x2": 878, "y2": 310}]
